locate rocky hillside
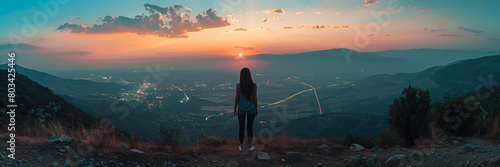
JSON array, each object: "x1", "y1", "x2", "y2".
[
  {"x1": 0, "y1": 70, "x2": 99, "y2": 137},
  {"x1": 0, "y1": 135, "x2": 499, "y2": 166}
]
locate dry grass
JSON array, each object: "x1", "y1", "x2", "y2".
[
  {"x1": 261, "y1": 135, "x2": 326, "y2": 154},
  {"x1": 13, "y1": 121, "x2": 349, "y2": 158},
  {"x1": 15, "y1": 121, "x2": 163, "y2": 152},
  {"x1": 191, "y1": 136, "x2": 239, "y2": 154}
]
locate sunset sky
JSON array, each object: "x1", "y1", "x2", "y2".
[{"x1": 1, "y1": 0, "x2": 499, "y2": 72}]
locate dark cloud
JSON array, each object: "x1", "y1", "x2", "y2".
[
  {"x1": 363, "y1": 0, "x2": 378, "y2": 6},
  {"x1": 438, "y1": 33, "x2": 462, "y2": 37},
  {"x1": 0, "y1": 43, "x2": 39, "y2": 50},
  {"x1": 57, "y1": 4, "x2": 230, "y2": 38},
  {"x1": 144, "y1": 3, "x2": 192, "y2": 14},
  {"x1": 424, "y1": 27, "x2": 447, "y2": 33},
  {"x1": 233, "y1": 28, "x2": 247, "y2": 31},
  {"x1": 424, "y1": 27, "x2": 461, "y2": 37},
  {"x1": 262, "y1": 9, "x2": 285, "y2": 14},
  {"x1": 283, "y1": 24, "x2": 350, "y2": 29},
  {"x1": 458, "y1": 26, "x2": 484, "y2": 34},
  {"x1": 312, "y1": 25, "x2": 325, "y2": 29}
]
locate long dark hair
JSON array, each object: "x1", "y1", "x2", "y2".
[{"x1": 239, "y1": 67, "x2": 254, "y2": 101}]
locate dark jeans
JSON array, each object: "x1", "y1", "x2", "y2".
[{"x1": 238, "y1": 112, "x2": 255, "y2": 145}]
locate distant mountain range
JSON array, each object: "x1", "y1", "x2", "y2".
[
  {"x1": 250, "y1": 48, "x2": 416, "y2": 78},
  {"x1": 233, "y1": 48, "x2": 498, "y2": 79},
  {"x1": 373, "y1": 49, "x2": 500, "y2": 70},
  {"x1": 317, "y1": 54, "x2": 500, "y2": 116},
  {"x1": 0, "y1": 64, "x2": 132, "y2": 95}
]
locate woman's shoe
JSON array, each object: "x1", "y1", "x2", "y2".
[{"x1": 248, "y1": 146, "x2": 255, "y2": 152}]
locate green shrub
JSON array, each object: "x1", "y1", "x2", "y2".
[
  {"x1": 388, "y1": 85, "x2": 431, "y2": 146},
  {"x1": 379, "y1": 127, "x2": 401, "y2": 148}
]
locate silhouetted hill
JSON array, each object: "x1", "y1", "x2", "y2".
[
  {"x1": 250, "y1": 48, "x2": 416, "y2": 78},
  {"x1": 431, "y1": 55, "x2": 500, "y2": 93},
  {"x1": 373, "y1": 48, "x2": 500, "y2": 69},
  {"x1": 318, "y1": 54, "x2": 500, "y2": 115},
  {"x1": 0, "y1": 70, "x2": 99, "y2": 135},
  {"x1": 0, "y1": 64, "x2": 132, "y2": 94}
]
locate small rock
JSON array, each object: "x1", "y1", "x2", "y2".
[
  {"x1": 394, "y1": 154, "x2": 407, "y2": 159},
  {"x1": 463, "y1": 144, "x2": 480, "y2": 152},
  {"x1": 286, "y1": 152, "x2": 300, "y2": 161},
  {"x1": 476, "y1": 149, "x2": 491, "y2": 153},
  {"x1": 63, "y1": 145, "x2": 71, "y2": 150},
  {"x1": 316, "y1": 162, "x2": 324, "y2": 166},
  {"x1": 452, "y1": 140, "x2": 460, "y2": 146},
  {"x1": 347, "y1": 153, "x2": 363, "y2": 165},
  {"x1": 366, "y1": 155, "x2": 376, "y2": 165},
  {"x1": 121, "y1": 144, "x2": 128, "y2": 150},
  {"x1": 256, "y1": 151, "x2": 271, "y2": 160},
  {"x1": 35, "y1": 156, "x2": 43, "y2": 162},
  {"x1": 128, "y1": 149, "x2": 144, "y2": 154},
  {"x1": 385, "y1": 156, "x2": 400, "y2": 165},
  {"x1": 489, "y1": 157, "x2": 500, "y2": 166},
  {"x1": 350, "y1": 143, "x2": 365, "y2": 152},
  {"x1": 317, "y1": 144, "x2": 328, "y2": 149},
  {"x1": 409, "y1": 152, "x2": 425, "y2": 160},
  {"x1": 47, "y1": 135, "x2": 73, "y2": 143},
  {"x1": 281, "y1": 158, "x2": 285, "y2": 162}
]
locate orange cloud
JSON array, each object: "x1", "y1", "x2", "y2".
[
  {"x1": 57, "y1": 4, "x2": 231, "y2": 38},
  {"x1": 364, "y1": 0, "x2": 379, "y2": 6},
  {"x1": 234, "y1": 28, "x2": 247, "y2": 31}
]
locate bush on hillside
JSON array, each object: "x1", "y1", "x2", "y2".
[
  {"x1": 388, "y1": 85, "x2": 431, "y2": 146},
  {"x1": 430, "y1": 90, "x2": 500, "y2": 138},
  {"x1": 379, "y1": 127, "x2": 401, "y2": 148},
  {"x1": 159, "y1": 125, "x2": 181, "y2": 146}
]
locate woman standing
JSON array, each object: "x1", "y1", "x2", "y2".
[{"x1": 234, "y1": 67, "x2": 258, "y2": 152}]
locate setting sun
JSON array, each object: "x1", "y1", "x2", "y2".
[{"x1": 239, "y1": 53, "x2": 243, "y2": 57}]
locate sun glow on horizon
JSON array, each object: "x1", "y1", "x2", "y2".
[{"x1": 239, "y1": 53, "x2": 243, "y2": 57}]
